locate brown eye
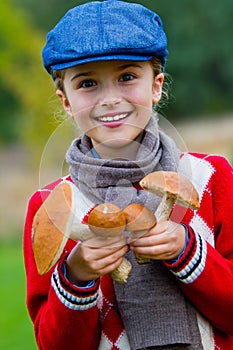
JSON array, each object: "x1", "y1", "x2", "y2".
[
  {"x1": 120, "y1": 73, "x2": 134, "y2": 82},
  {"x1": 79, "y1": 79, "x2": 96, "y2": 88}
]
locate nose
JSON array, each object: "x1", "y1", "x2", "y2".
[{"x1": 99, "y1": 83, "x2": 122, "y2": 107}]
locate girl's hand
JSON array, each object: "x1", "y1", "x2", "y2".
[
  {"x1": 129, "y1": 221, "x2": 186, "y2": 261},
  {"x1": 65, "y1": 235, "x2": 129, "y2": 284}
]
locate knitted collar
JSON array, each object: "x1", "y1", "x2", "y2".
[{"x1": 66, "y1": 116, "x2": 203, "y2": 349}]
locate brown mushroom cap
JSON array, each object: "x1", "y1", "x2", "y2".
[
  {"x1": 32, "y1": 182, "x2": 73, "y2": 275},
  {"x1": 123, "y1": 203, "x2": 156, "y2": 231},
  {"x1": 140, "y1": 171, "x2": 200, "y2": 210},
  {"x1": 88, "y1": 203, "x2": 126, "y2": 236}
]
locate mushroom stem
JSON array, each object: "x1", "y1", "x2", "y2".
[
  {"x1": 130, "y1": 229, "x2": 151, "y2": 264},
  {"x1": 155, "y1": 193, "x2": 176, "y2": 222},
  {"x1": 110, "y1": 258, "x2": 132, "y2": 284},
  {"x1": 87, "y1": 203, "x2": 132, "y2": 284}
]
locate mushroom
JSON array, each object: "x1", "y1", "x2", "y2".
[
  {"x1": 139, "y1": 171, "x2": 200, "y2": 262},
  {"x1": 32, "y1": 181, "x2": 131, "y2": 284},
  {"x1": 88, "y1": 203, "x2": 126, "y2": 236},
  {"x1": 123, "y1": 203, "x2": 157, "y2": 263},
  {"x1": 32, "y1": 181, "x2": 92, "y2": 275},
  {"x1": 140, "y1": 171, "x2": 200, "y2": 222},
  {"x1": 87, "y1": 203, "x2": 132, "y2": 284}
]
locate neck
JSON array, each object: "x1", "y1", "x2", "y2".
[{"x1": 92, "y1": 132, "x2": 145, "y2": 161}]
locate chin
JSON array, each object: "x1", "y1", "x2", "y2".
[{"x1": 102, "y1": 138, "x2": 132, "y2": 149}]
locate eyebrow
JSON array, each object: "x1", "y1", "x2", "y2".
[
  {"x1": 70, "y1": 71, "x2": 94, "y2": 82},
  {"x1": 117, "y1": 63, "x2": 144, "y2": 70},
  {"x1": 70, "y1": 63, "x2": 144, "y2": 82}
]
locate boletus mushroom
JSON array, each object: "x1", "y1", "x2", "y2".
[
  {"x1": 140, "y1": 171, "x2": 200, "y2": 222},
  {"x1": 123, "y1": 203, "x2": 157, "y2": 263},
  {"x1": 87, "y1": 203, "x2": 132, "y2": 284},
  {"x1": 32, "y1": 181, "x2": 83, "y2": 275},
  {"x1": 32, "y1": 182, "x2": 132, "y2": 284},
  {"x1": 88, "y1": 203, "x2": 126, "y2": 236},
  {"x1": 139, "y1": 171, "x2": 200, "y2": 263}
]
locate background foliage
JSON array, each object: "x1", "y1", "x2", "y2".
[
  {"x1": 0, "y1": 2, "x2": 59, "y2": 150},
  {"x1": 1, "y1": 0, "x2": 233, "y2": 153}
]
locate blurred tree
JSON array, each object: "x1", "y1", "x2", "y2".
[
  {"x1": 0, "y1": 2, "x2": 62, "y2": 155},
  {"x1": 154, "y1": 0, "x2": 233, "y2": 119},
  {"x1": 9, "y1": 0, "x2": 84, "y2": 31}
]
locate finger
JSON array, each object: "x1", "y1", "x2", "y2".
[
  {"x1": 67, "y1": 243, "x2": 129, "y2": 281},
  {"x1": 131, "y1": 224, "x2": 186, "y2": 260},
  {"x1": 89, "y1": 245, "x2": 129, "y2": 273},
  {"x1": 130, "y1": 220, "x2": 183, "y2": 247},
  {"x1": 131, "y1": 243, "x2": 176, "y2": 260},
  {"x1": 94, "y1": 255, "x2": 127, "y2": 277},
  {"x1": 130, "y1": 232, "x2": 167, "y2": 247},
  {"x1": 145, "y1": 220, "x2": 170, "y2": 236},
  {"x1": 83, "y1": 235, "x2": 128, "y2": 248},
  {"x1": 81, "y1": 239, "x2": 129, "y2": 263}
]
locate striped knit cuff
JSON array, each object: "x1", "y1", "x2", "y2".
[
  {"x1": 164, "y1": 225, "x2": 207, "y2": 284},
  {"x1": 51, "y1": 261, "x2": 99, "y2": 311}
]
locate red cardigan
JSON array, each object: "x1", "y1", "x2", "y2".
[{"x1": 24, "y1": 153, "x2": 233, "y2": 350}]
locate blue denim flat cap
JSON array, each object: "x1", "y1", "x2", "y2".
[{"x1": 42, "y1": 0, "x2": 168, "y2": 76}]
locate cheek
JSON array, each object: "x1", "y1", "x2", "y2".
[
  {"x1": 69, "y1": 97, "x2": 92, "y2": 122},
  {"x1": 72, "y1": 107, "x2": 98, "y2": 136},
  {"x1": 133, "y1": 96, "x2": 153, "y2": 121},
  {"x1": 65, "y1": 89, "x2": 95, "y2": 116},
  {"x1": 129, "y1": 86, "x2": 153, "y2": 109},
  {"x1": 73, "y1": 113, "x2": 90, "y2": 132}
]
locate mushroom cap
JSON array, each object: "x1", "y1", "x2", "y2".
[
  {"x1": 32, "y1": 181, "x2": 73, "y2": 274},
  {"x1": 140, "y1": 171, "x2": 200, "y2": 210},
  {"x1": 88, "y1": 203, "x2": 126, "y2": 236},
  {"x1": 123, "y1": 203, "x2": 156, "y2": 231}
]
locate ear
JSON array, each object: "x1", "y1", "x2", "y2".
[
  {"x1": 152, "y1": 73, "x2": 164, "y2": 104},
  {"x1": 56, "y1": 89, "x2": 72, "y2": 116}
]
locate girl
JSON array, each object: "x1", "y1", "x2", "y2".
[{"x1": 24, "y1": 1, "x2": 233, "y2": 349}]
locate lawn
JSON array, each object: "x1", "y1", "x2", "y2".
[{"x1": 0, "y1": 237, "x2": 37, "y2": 350}]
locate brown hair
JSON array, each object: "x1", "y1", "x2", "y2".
[
  {"x1": 150, "y1": 57, "x2": 163, "y2": 77},
  {"x1": 52, "y1": 69, "x2": 66, "y2": 92}
]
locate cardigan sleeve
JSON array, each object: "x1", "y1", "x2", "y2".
[
  {"x1": 165, "y1": 156, "x2": 233, "y2": 335},
  {"x1": 23, "y1": 190, "x2": 102, "y2": 350}
]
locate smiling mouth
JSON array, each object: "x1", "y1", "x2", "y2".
[{"x1": 96, "y1": 113, "x2": 128, "y2": 122}]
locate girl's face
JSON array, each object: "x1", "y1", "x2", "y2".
[{"x1": 57, "y1": 60, "x2": 164, "y2": 159}]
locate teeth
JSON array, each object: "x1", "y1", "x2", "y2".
[{"x1": 99, "y1": 114, "x2": 127, "y2": 122}]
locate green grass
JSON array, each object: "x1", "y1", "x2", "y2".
[{"x1": 0, "y1": 237, "x2": 37, "y2": 350}]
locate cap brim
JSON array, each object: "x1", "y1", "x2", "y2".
[{"x1": 49, "y1": 54, "x2": 154, "y2": 74}]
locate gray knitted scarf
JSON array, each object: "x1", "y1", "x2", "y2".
[{"x1": 66, "y1": 117, "x2": 203, "y2": 350}]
